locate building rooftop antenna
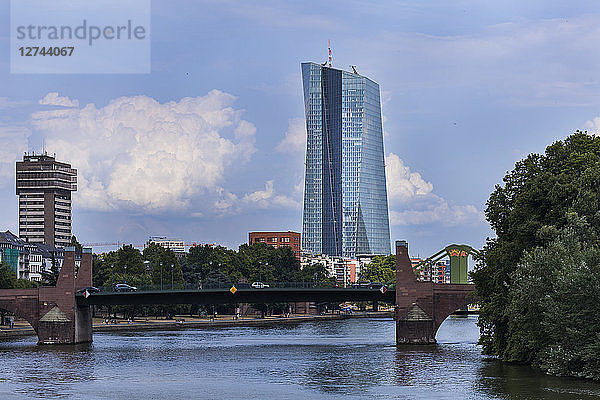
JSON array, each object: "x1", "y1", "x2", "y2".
[{"x1": 328, "y1": 40, "x2": 332, "y2": 68}]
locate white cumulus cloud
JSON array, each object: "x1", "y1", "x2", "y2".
[
  {"x1": 276, "y1": 117, "x2": 306, "y2": 154},
  {"x1": 39, "y1": 92, "x2": 79, "y2": 108},
  {"x1": 390, "y1": 201, "x2": 484, "y2": 227},
  {"x1": 385, "y1": 152, "x2": 483, "y2": 226},
  {"x1": 214, "y1": 180, "x2": 301, "y2": 216},
  {"x1": 242, "y1": 180, "x2": 301, "y2": 209},
  {"x1": 0, "y1": 125, "x2": 30, "y2": 185},
  {"x1": 585, "y1": 117, "x2": 600, "y2": 135},
  {"x1": 33, "y1": 91, "x2": 257, "y2": 212},
  {"x1": 385, "y1": 153, "x2": 433, "y2": 203}
]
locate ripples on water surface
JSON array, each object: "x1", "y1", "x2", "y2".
[{"x1": 1, "y1": 316, "x2": 600, "y2": 399}]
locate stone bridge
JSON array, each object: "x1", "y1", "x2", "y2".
[
  {"x1": 0, "y1": 247, "x2": 92, "y2": 344},
  {"x1": 0, "y1": 240, "x2": 474, "y2": 345},
  {"x1": 394, "y1": 240, "x2": 475, "y2": 343}
]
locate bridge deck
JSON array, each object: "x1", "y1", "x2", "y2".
[{"x1": 76, "y1": 288, "x2": 396, "y2": 306}]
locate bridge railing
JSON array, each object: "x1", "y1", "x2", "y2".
[{"x1": 95, "y1": 282, "x2": 394, "y2": 293}]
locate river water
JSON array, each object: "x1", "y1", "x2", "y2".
[{"x1": 1, "y1": 316, "x2": 600, "y2": 399}]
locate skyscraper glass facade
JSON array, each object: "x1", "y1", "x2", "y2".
[{"x1": 301, "y1": 62, "x2": 391, "y2": 257}]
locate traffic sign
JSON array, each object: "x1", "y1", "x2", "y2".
[
  {"x1": 230, "y1": 286, "x2": 237, "y2": 294},
  {"x1": 380, "y1": 286, "x2": 387, "y2": 294},
  {"x1": 83, "y1": 290, "x2": 90, "y2": 298}
]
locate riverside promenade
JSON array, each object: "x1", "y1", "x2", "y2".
[{"x1": 0, "y1": 311, "x2": 394, "y2": 339}]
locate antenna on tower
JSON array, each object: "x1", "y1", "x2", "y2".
[{"x1": 328, "y1": 40, "x2": 332, "y2": 67}]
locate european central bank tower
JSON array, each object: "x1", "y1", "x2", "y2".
[{"x1": 301, "y1": 62, "x2": 391, "y2": 258}]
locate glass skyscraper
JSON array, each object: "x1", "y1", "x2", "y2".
[{"x1": 301, "y1": 62, "x2": 391, "y2": 258}]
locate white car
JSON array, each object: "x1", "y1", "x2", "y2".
[
  {"x1": 251, "y1": 282, "x2": 270, "y2": 289},
  {"x1": 115, "y1": 283, "x2": 138, "y2": 292}
]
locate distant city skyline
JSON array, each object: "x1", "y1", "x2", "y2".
[{"x1": 2, "y1": 1, "x2": 600, "y2": 258}]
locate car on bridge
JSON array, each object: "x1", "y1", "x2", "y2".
[
  {"x1": 352, "y1": 281, "x2": 387, "y2": 290},
  {"x1": 115, "y1": 283, "x2": 137, "y2": 292},
  {"x1": 369, "y1": 282, "x2": 387, "y2": 290},
  {"x1": 251, "y1": 282, "x2": 269, "y2": 289},
  {"x1": 75, "y1": 286, "x2": 100, "y2": 295}
]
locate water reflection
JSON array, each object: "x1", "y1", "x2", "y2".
[
  {"x1": 1, "y1": 317, "x2": 600, "y2": 399},
  {"x1": 476, "y1": 358, "x2": 600, "y2": 400},
  {"x1": 0, "y1": 339, "x2": 95, "y2": 399}
]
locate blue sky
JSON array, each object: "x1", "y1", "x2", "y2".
[{"x1": 2, "y1": 0, "x2": 600, "y2": 258}]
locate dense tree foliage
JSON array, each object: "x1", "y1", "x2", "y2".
[
  {"x1": 0, "y1": 261, "x2": 38, "y2": 289},
  {"x1": 142, "y1": 244, "x2": 184, "y2": 289},
  {"x1": 93, "y1": 245, "x2": 154, "y2": 288},
  {"x1": 185, "y1": 243, "x2": 321, "y2": 286},
  {"x1": 0, "y1": 262, "x2": 15, "y2": 289},
  {"x1": 359, "y1": 255, "x2": 396, "y2": 285},
  {"x1": 472, "y1": 131, "x2": 600, "y2": 378},
  {"x1": 507, "y1": 215, "x2": 600, "y2": 378},
  {"x1": 92, "y1": 242, "x2": 314, "y2": 289}
]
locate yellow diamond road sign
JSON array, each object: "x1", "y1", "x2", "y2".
[{"x1": 230, "y1": 286, "x2": 237, "y2": 294}]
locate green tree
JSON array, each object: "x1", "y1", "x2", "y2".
[
  {"x1": 507, "y1": 214, "x2": 600, "y2": 378},
  {"x1": 142, "y1": 244, "x2": 184, "y2": 289},
  {"x1": 92, "y1": 245, "x2": 152, "y2": 289},
  {"x1": 0, "y1": 262, "x2": 15, "y2": 289},
  {"x1": 41, "y1": 254, "x2": 60, "y2": 286},
  {"x1": 70, "y1": 235, "x2": 83, "y2": 252},
  {"x1": 13, "y1": 279, "x2": 38, "y2": 289},
  {"x1": 359, "y1": 255, "x2": 396, "y2": 285},
  {"x1": 0, "y1": 262, "x2": 37, "y2": 289},
  {"x1": 296, "y1": 262, "x2": 335, "y2": 286},
  {"x1": 472, "y1": 131, "x2": 600, "y2": 371}
]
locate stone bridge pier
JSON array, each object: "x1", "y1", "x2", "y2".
[
  {"x1": 394, "y1": 240, "x2": 474, "y2": 344},
  {"x1": 0, "y1": 247, "x2": 93, "y2": 344}
]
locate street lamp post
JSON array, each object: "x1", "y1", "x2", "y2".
[
  {"x1": 111, "y1": 264, "x2": 114, "y2": 287},
  {"x1": 160, "y1": 262, "x2": 163, "y2": 291},
  {"x1": 265, "y1": 262, "x2": 269, "y2": 284},
  {"x1": 218, "y1": 263, "x2": 222, "y2": 288},
  {"x1": 124, "y1": 265, "x2": 127, "y2": 284},
  {"x1": 208, "y1": 261, "x2": 213, "y2": 288},
  {"x1": 171, "y1": 263, "x2": 174, "y2": 290}
]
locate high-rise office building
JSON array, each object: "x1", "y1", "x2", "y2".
[
  {"x1": 16, "y1": 153, "x2": 77, "y2": 248},
  {"x1": 301, "y1": 62, "x2": 391, "y2": 257}
]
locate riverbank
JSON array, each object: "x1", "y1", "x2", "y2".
[{"x1": 0, "y1": 311, "x2": 394, "y2": 339}]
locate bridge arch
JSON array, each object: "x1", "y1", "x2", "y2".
[
  {"x1": 394, "y1": 240, "x2": 475, "y2": 344},
  {"x1": 0, "y1": 248, "x2": 94, "y2": 344},
  {"x1": 0, "y1": 290, "x2": 40, "y2": 334}
]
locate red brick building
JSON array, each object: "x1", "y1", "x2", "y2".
[{"x1": 248, "y1": 231, "x2": 301, "y2": 259}]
